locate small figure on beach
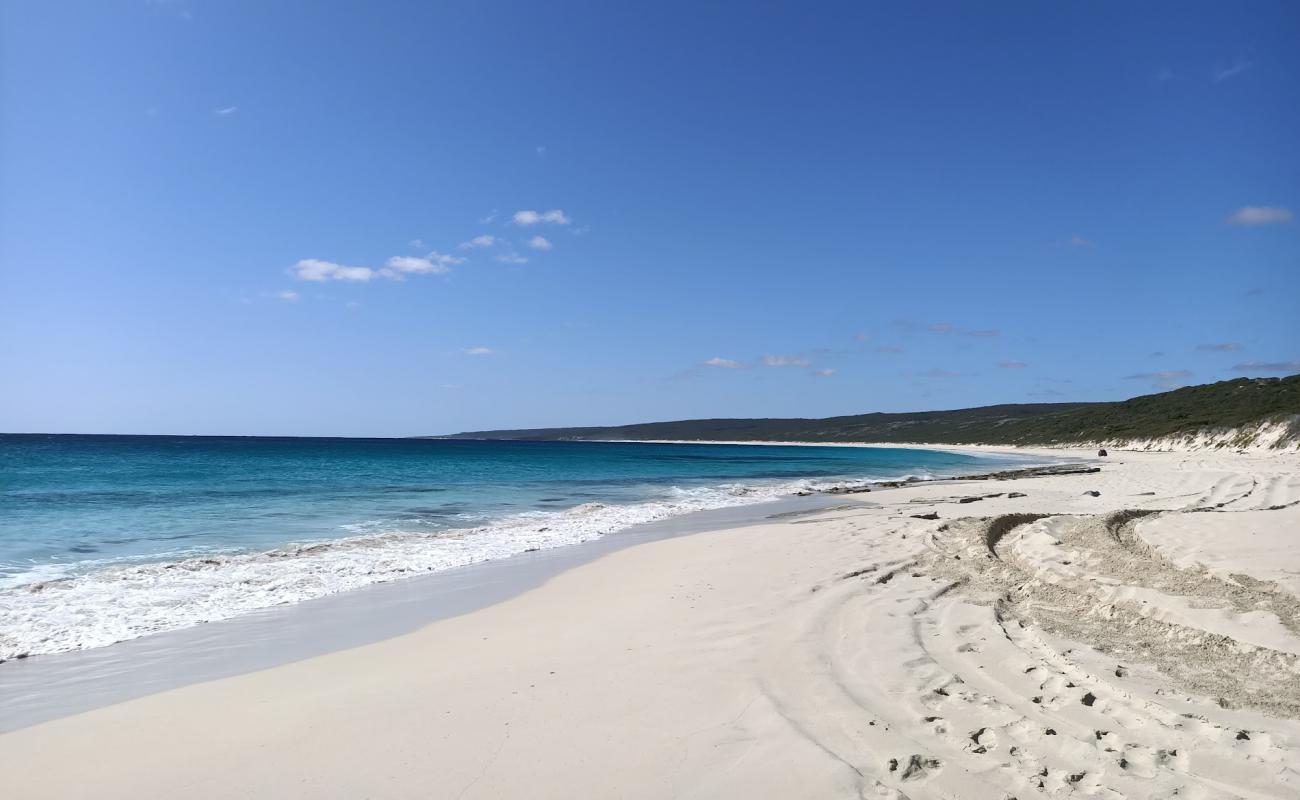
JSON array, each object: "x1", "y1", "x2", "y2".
[{"x1": 1098, "y1": 448, "x2": 1108, "y2": 457}]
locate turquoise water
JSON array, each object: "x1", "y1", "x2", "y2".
[{"x1": 0, "y1": 435, "x2": 1025, "y2": 657}]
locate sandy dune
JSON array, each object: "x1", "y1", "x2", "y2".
[{"x1": 2, "y1": 448, "x2": 1298, "y2": 798}]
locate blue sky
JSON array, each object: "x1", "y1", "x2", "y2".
[{"x1": 1, "y1": 1, "x2": 1297, "y2": 436}]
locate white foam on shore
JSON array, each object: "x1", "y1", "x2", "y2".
[{"x1": 0, "y1": 474, "x2": 933, "y2": 660}]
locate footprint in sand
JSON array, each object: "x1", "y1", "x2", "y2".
[
  {"x1": 887, "y1": 754, "x2": 943, "y2": 782},
  {"x1": 967, "y1": 726, "x2": 998, "y2": 754}
]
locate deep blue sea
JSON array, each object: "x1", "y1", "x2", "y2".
[{"x1": 0, "y1": 435, "x2": 1027, "y2": 658}]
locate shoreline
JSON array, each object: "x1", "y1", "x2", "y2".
[
  {"x1": 0, "y1": 453, "x2": 1074, "y2": 731},
  {"x1": 0, "y1": 491, "x2": 844, "y2": 732},
  {"x1": 2, "y1": 442, "x2": 1024, "y2": 663},
  {"x1": 4, "y1": 446, "x2": 1299, "y2": 797}
]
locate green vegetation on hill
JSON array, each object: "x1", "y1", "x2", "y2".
[{"x1": 439, "y1": 376, "x2": 1300, "y2": 447}]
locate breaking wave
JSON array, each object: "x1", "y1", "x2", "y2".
[{"x1": 0, "y1": 474, "x2": 931, "y2": 659}]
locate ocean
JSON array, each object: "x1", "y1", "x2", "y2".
[{"x1": 0, "y1": 434, "x2": 1027, "y2": 659}]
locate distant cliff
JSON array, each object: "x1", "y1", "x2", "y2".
[{"x1": 434, "y1": 376, "x2": 1300, "y2": 451}]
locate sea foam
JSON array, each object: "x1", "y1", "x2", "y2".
[{"x1": 0, "y1": 476, "x2": 900, "y2": 659}]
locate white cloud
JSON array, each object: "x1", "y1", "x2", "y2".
[
  {"x1": 479, "y1": 210, "x2": 498, "y2": 224},
  {"x1": 813, "y1": 368, "x2": 835, "y2": 377},
  {"x1": 294, "y1": 251, "x2": 464, "y2": 283},
  {"x1": 496, "y1": 252, "x2": 528, "y2": 264},
  {"x1": 762, "y1": 355, "x2": 809, "y2": 367},
  {"x1": 536, "y1": 145, "x2": 547, "y2": 158},
  {"x1": 704, "y1": 357, "x2": 744, "y2": 369},
  {"x1": 409, "y1": 238, "x2": 426, "y2": 249},
  {"x1": 430, "y1": 251, "x2": 466, "y2": 267},
  {"x1": 385, "y1": 252, "x2": 462, "y2": 275},
  {"x1": 513, "y1": 209, "x2": 571, "y2": 226},
  {"x1": 277, "y1": 290, "x2": 299, "y2": 302},
  {"x1": 459, "y1": 235, "x2": 496, "y2": 250},
  {"x1": 1196, "y1": 342, "x2": 1243, "y2": 352},
  {"x1": 463, "y1": 346, "x2": 495, "y2": 356},
  {"x1": 527, "y1": 235, "x2": 553, "y2": 250},
  {"x1": 1068, "y1": 234, "x2": 1092, "y2": 247},
  {"x1": 214, "y1": 106, "x2": 238, "y2": 116},
  {"x1": 1226, "y1": 206, "x2": 1293, "y2": 226},
  {"x1": 1213, "y1": 58, "x2": 1253, "y2": 83},
  {"x1": 292, "y1": 259, "x2": 377, "y2": 282}
]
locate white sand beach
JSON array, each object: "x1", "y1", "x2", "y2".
[{"x1": 3, "y1": 446, "x2": 1299, "y2": 798}]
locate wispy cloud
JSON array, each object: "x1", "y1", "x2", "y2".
[
  {"x1": 479, "y1": 210, "x2": 498, "y2": 225},
  {"x1": 409, "y1": 238, "x2": 426, "y2": 250},
  {"x1": 527, "y1": 235, "x2": 553, "y2": 250},
  {"x1": 1226, "y1": 206, "x2": 1293, "y2": 226},
  {"x1": 496, "y1": 252, "x2": 528, "y2": 264},
  {"x1": 1196, "y1": 342, "x2": 1243, "y2": 352},
  {"x1": 463, "y1": 346, "x2": 495, "y2": 356},
  {"x1": 1232, "y1": 360, "x2": 1300, "y2": 374},
  {"x1": 1067, "y1": 234, "x2": 1092, "y2": 247},
  {"x1": 276, "y1": 290, "x2": 299, "y2": 302},
  {"x1": 875, "y1": 346, "x2": 904, "y2": 354},
  {"x1": 513, "y1": 209, "x2": 571, "y2": 226},
  {"x1": 459, "y1": 235, "x2": 495, "y2": 250},
  {"x1": 762, "y1": 355, "x2": 810, "y2": 367},
  {"x1": 536, "y1": 145, "x2": 547, "y2": 158},
  {"x1": 704, "y1": 357, "x2": 744, "y2": 369},
  {"x1": 998, "y1": 361, "x2": 1028, "y2": 369},
  {"x1": 813, "y1": 368, "x2": 836, "y2": 377},
  {"x1": 213, "y1": 106, "x2": 238, "y2": 116},
  {"x1": 1125, "y1": 370, "x2": 1192, "y2": 380},
  {"x1": 1213, "y1": 58, "x2": 1253, "y2": 83},
  {"x1": 292, "y1": 259, "x2": 378, "y2": 282},
  {"x1": 896, "y1": 320, "x2": 1000, "y2": 338}
]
